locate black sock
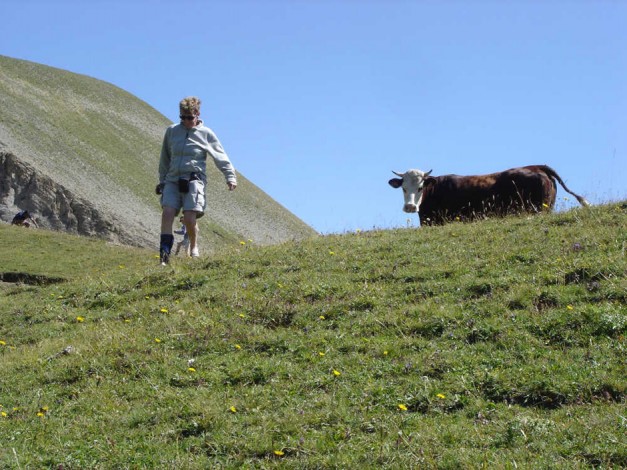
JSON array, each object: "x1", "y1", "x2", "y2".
[{"x1": 160, "y1": 234, "x2": 174, "y2": 253}]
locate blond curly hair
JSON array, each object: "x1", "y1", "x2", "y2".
[{"x1": 179, "y1": 96, "x2": 201, "y2": 115}]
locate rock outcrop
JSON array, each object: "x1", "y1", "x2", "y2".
[{"x1": 1, "y1": 152, "x2": 139, "y2": 246}]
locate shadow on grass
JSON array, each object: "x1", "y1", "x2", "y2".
[{"x1": 0, "y1": 271, "x2": 66, "y2": 285}]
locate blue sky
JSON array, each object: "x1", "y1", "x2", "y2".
[{"x1": 2, "y1": 0, "x2": 626, "y2": 233}]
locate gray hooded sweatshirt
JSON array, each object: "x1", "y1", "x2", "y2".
[{"x1": 158, "y1": 120, "x2": 237, "y2": 185}]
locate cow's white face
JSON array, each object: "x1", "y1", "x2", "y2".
[{"x1": 388, "y1": 169, "x2": 432, "y2": 213}]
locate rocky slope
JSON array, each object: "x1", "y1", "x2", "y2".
[{"x1": 0, "y1": 55, "x2": 317, "y2": 249}]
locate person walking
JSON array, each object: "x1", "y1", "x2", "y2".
[
  {"x1": 11, "y1": 210, "x2": 38, "y2": 228},
  {"x1": 157, "y1": 96, "x2": 237, "y2": 265}
]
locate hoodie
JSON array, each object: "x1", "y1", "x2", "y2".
[{"x1": 158, "y1": 120, "x2": 236, "y2": 185}]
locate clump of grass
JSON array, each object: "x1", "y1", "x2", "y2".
[{"x1": 0, "y1": 202, "x2": 625, "y2": 468}]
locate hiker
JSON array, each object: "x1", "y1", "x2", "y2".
[
  {"x1": 156, "y1": 96, "x2": 237, "y2": 265},
  {"x1": 11, "y1": 210, "x2": 38, "y2": 228}
]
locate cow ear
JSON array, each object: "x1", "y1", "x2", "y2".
[{"x1": 388, "y1": 178, "x2": 403, "y2": 188}]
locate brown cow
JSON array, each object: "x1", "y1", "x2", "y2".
[{"x1": 388, "y1": 165, "x2": 589, "y2": 225}]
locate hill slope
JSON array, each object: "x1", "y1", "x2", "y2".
[
  {"x1": 0, "y1": 204, "x2": 625, "y2": 468},
  {"x1": 0, "y1": 55, "x2": 316, "y2": 249}
]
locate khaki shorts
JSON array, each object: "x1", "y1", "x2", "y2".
[{"x1": 161, "y1": 180, "x2": 206, "y2": 217}]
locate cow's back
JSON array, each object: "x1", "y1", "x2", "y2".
[{"x1": 494, "y1": 167, "x2": 556, "y2": 212}]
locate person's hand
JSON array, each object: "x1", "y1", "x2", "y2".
[
  {"x1": 155, "y1": 183, "x2": 164, "y2": 195},
  {"x1": 227, "y1": 182, "x2": 237, "y2": 191}
]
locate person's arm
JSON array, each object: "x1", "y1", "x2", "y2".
[
  {"x1": 158, "y1": 127, "x2": 172, "y2": 185},
  {"x1": 206, "y1": 130, "x2": 237, "y2": 188}
]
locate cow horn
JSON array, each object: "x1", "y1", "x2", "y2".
[
  {"x1": 392, "y1": 171, "x2": 404, "y2": 177},
  {"x1": 424, "y1": 169, "x2": 433, "y2": 177}
]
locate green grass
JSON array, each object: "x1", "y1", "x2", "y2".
[{"x1": 0, "y1": 203, "x2": 625, "y2": 468}]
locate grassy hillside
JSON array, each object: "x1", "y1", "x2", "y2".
[
  {"x1": 0, "y1": 204, "x2": 625, "y2": 468},
  {"x1": 0, "y1": 55, "x2": 316, "y2": 248}
]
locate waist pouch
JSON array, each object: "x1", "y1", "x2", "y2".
[
  {"x1": 178, "y1": 173, "x2": 201, "y2": 193},
  {"x1": 178, "y1": 178, "x2": 190, "y2": 193}
]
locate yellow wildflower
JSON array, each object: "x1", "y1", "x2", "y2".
[
  {"x1": 154, "y1": 338, "x2": 161, "y2": 343},
  {"x1": 188, "y1": 367, "x2": 196, "y2": 373},
  {"x1": 274, "y1": 450, "x2": 285, "y2": 456},
  {"x1": 230, "y1": 406, "x2": 237, "y2": 413},
  {"x1": 235, "y1": 344, "x2": 242, "y2": 350},
  {"x1": 0, "y1": 340, "x2": 6, "y2": 346},
  {"x1": 567, "y1": 305, "x2": 574, "y2": 310},
  {"x1": 1, "y1": 412, "x2": 7, "y2": 417},
  {"x1": 318, "y1": 352, "x2": 325, "y2": 357},
  {"x1": 436, "y1": 393, "x2": 446, "y2": 399},
  {"x1": 398, "y1": 404, "x2": 408, "y2": 411},
  {"x1": 332, "y1": 369, "x2": 341, "y2": 376},
  {"x1": 76, "y1": 316, "x2": 85, "y2": 323},
  {"x1": 319, "y1": 315, "x2": 325, "y2": 320}
]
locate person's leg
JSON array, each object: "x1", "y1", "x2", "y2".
[
  {"x1": 160, "y1": 206, "x2": 177, "y2": 264},
  {"x1": 183, "y1": 179, "x2": 205, "y2": 257},
  {"x1": 183, "y1": 210, "x2": 199, "y2": 256},
  {"x1": 160, "y1": 182, "x2": 184, "y2": 264},
  {"x1": 161, "y1": 206, "x2": 177, "y2": 234}
]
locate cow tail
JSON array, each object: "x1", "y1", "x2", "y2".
[{"x1": 539, "y1": 165, "x2": 590, "y2": 207}]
